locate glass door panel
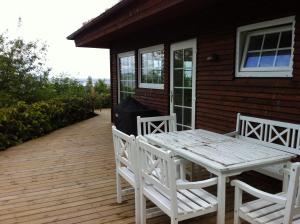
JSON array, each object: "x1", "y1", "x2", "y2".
[{"x1": 171, "y1": 40, "x2": 196, "y2": 130}]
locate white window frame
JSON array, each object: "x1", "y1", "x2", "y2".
[
  {"x1": 138, "y1": 44, "x2": 164, "y2": 89},
  {"x1": 235, "y1": 16, "x2": 295, "y2": 78},
  {"x1": 117, "y1": 51, "x2": 136, "y2": 103}
]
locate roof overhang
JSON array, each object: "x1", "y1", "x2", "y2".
[{"x1": 67, "y1": 0, "x2": 219, "y2": 48}]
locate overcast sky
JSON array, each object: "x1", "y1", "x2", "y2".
[{"x1": 0, "y1": 0, "x2": 119, "y2": 80}]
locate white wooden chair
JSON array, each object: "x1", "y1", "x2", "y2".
[
  {"x1": 231, "y1": 162, "x2": 300, "y2": 224},
  {"x1": 227, "y1": 113, "x2": 300, "y2": 184},
  {"x1": 137, "y1": 136, "x2": 218, "y2": 224},
  {"x1": 112, "y1": 125, "x2": 140, "y2": 223},
  {"x1": 112, "y1": 126, "x2": 164, "y2": 223},
  {"x1": 137, "y1": 113, "x2": 177, "y2": 136},
  {"x1": 137, "y1": 113, "x2": 195, "y2": 180}
]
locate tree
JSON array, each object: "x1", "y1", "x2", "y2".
[
  {"x1": 94, "y1": 79, "x2": 109, "y2": 95},
  {"x1": 0, "y1": 32, "x2": 50, "y2": 106},
  {"x1": 50, "y1": 74, "x2": 86, "y2": 98},
  {"x1": 85, "y1": 76, "x2": 93, "y2": 94},
  {"x1": 94, "y1": 79, "x2": 110, "y2": 109}
]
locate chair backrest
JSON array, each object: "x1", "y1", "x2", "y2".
[
  {"x1": 137, "y1": 137, "x2": 178, "y2": 216},
  {"x1": 235, "y1": 113, "x2": 300, "y2": 155},
  {"x1": 137, "y1": 113, "x2": 177, "y2": 136},
  {"x1": 284, "y1": 162, "x2": 300, "y2": 223},
  {"x1": 112, "y1": 126, "x2": 136, "y2": 172}
]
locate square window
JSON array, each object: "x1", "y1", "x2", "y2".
[
  {"x1": 236, "y1": 16, "x2": 295, "y2": 77},
  {"x1": 139, "y1": 45, "x2": 164, "y2": 89}
]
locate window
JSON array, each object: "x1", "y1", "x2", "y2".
[
  {"x1": 236, "y1": 16, "x2": 295, "y2": 77},
  {"x1": 118, "y1": 51, "x2": 135, "y2": 103},
  {"x1": 138, "y1": 45, "x2": 164, "y2": 89}
]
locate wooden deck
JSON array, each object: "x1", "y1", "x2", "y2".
[{"x1": 0, "y1": 109, "x2": 281, "y2": 223}]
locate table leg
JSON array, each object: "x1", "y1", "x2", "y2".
[{"x1": 217, "y1": 175, "x2": 226, "y2": 224}]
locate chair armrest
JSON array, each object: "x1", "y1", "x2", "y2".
[
  {"x1": 231, "y1": 180, "x2": 287, "y2": 205},
  {"x1": 224, "y1": 131, "x2": 238, "y2": 137},
  {"x1": 174, "y1": 158, "x2": 189, "y2": 166},
  {"x1": 177, "y1": 177, "x2": 218, "y2": 190}
]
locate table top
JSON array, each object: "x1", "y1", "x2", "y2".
[{"x1": 145, "y1": 129, "x2": 295, "y2": 173}]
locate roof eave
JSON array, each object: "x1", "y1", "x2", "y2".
[{"x1": 67, "y1": 0, "x2": 134, "y2": 40}]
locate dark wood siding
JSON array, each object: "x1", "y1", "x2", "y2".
[
  {"x1": 195, "y1": 17, "x2": 300, "y2": 133},
  {"x1": 110, "y1": 1, "x2": 300, "y2": 131}
]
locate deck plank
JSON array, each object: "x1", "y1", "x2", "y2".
[{"x1": 0, "y1": 109, "x2": 237, "y2": 223}]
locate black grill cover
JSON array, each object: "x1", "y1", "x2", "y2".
[{"x1": 114, "y1": 98, "x2": 159, "y2": 136}]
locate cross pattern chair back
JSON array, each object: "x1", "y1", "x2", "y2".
[
  {"x1": 232, "y1": 162, "x2": 300, "y2": 224},
  {"x1": 236, "y1": 113, "x2": 300, "y2": 155},
  {"x1": 228, "y1": 113, "x2": 300, "y2": 182},
  {"x1": 111, "y1": 126, "x2": 140, "y2": 223},
  {"x1": 112, "y1": 126, "x2": 136, "y2": 178},
  {"x1": 137, "y1": 113, "x2": 177, "y2": 136},
  {"x1": 137, "y1": 137, "x2": 218, "y2": 224}
]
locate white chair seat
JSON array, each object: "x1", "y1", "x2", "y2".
[
  {"x1": 119, "y1": 166, "x2": 135, "y2": 187},
  {"x1": 143, "y1": 184, "x2": 217, "y2": 218},
  {"x1": 239, "y1": 192, "x2": 300, "y2": 224}
]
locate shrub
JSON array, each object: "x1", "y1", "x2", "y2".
[
  {"x1": 0, "y1": 97, "x2": 94, "y2": 150},
  {"x1": 94, "y1": 93, "x2": 111, "y2": 110}
]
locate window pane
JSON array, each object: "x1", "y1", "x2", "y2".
[
  {"x1": 141, "y1": 69, "x2": 146, "y2": 83},
  {"x1": 244, "y1": 52, "x2": 260, "y2": 67},
  {"x1": 174, "y1": 69, "x2": 183, "y2": 87},
  {"x1": 275, "y1": 50, "x2": 291, "y2": 67},
  {"x1": 147, "y1": 71, "x2": 153, "y2": 84},
  {"x1": 152, "y1": 70, "x2": 160, "y2": 84},
  {"x1": 184, "y1": 70, "x2": 192, "y2": 87},
  {"x1": 174, "y1": 88, "x2": 182, "y2": 106},
  {"x1": 174, "y1": 50, "x2": 183, "y2": 68},
  {"x1": 248, "y1": 35, "x2": 263, "y2": 51},
  {"x1": 263, "y1": 33, "x2": 279, "y2": 49},
  {"x1": 183, "y1": 108, "x2": 191, "y2": 127},
  {"x1": 184, "y1": 48, "x2": 193, "y2": 70},
  {"x1": 279, "y1": 31, "x2": 292, "y2": 48},
  {"x1": 174, "y1": 106, "x2": 182, "y2": 124},
  {"x1": 141, "y1": 49, "x2": 164, "y2": 85},
  {"x1": 259, "y1": 51, "x2": 276, "y2": 67},
  {"x1": 184, "y1": 89, "x2": 192, "y2": 107},
  {"x1": 120, "y1": 81, "x2": 124, "y2": 91}
]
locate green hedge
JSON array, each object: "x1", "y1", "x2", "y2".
[
  {"x1": 0, "y1": 97, "x2": 95, "y2": 150},
  {"x1": 94, "y1": 93, "x2": 111, "y2": 109}
]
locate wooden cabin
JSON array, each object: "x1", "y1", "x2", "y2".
[{"x1": 68, "y1": 0, "x2": 300, "y2": 134}]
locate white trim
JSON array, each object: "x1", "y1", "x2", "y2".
[
  {"x1": 117, "y1": 51, "x2": 135, "y2": 103},
  {"x1": 235, "y1": 16, "x2": 295, "y2": 78},
  {"x1": 237, "y1": 16, "x2": 295, "y2": 33},
  {"x1": 170, "y1": 39, "x2": 197, "y2": 130},
  {"x1": 138, "y1": 44, "x2": 164, "y2": 89}
]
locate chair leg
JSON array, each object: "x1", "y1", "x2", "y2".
[
  {"x1": 116, "y1": 172, "x2": 122, "y2": 203},
  {"x1": 135, "y1": 187, "x2": 140, "y2": 224},
  {"x1": 140, "y1": 194, "x2": 147, "y2": 224},
  {"x1": 234, "y1": 187, "x2": 242, "y2": 224},
  {"x1": 171, "y1": 217, "x2": 178, "y2": 224}
]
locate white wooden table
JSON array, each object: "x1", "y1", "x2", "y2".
[{"x1": 144, "y1": 129, "x2": 296, "y2": 224}]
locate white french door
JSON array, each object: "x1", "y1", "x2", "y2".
[{"x1": 170, "y1": 39, "x2": 197, "y2": 130}]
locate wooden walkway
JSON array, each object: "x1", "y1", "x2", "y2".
[{"x1": 0, "y1": 109, "x2": 280, "y2": 223}]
